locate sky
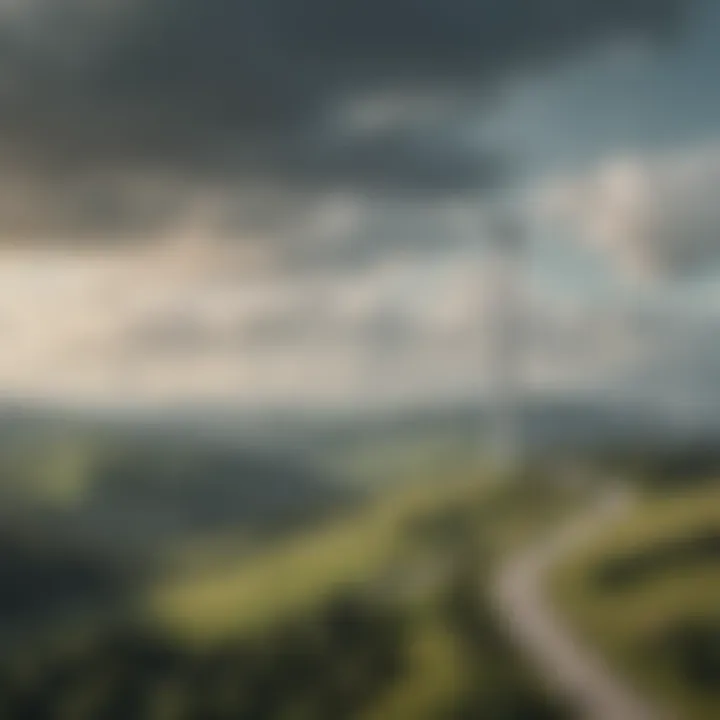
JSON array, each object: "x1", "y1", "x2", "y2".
[{"x1": 1, "y1": 0, "x2": 720, "y2": 412}]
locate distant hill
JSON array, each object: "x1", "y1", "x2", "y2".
[
  {"x1": 61, "y1": 439, "x2": 354, "y2": 549},
  {"x1": 2, "y1": 392, "x2": 720, "y2": 454},
  {"x1": 0, "y1": 414, "x2": 356, "y2": 553},
  {"x1": 0, "y1": 393, "x2": 718, "y2": 554}
]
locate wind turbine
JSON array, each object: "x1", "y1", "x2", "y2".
[
  {"x1": 485, "y1": 206, "x2": 527, "y2": 478},
  {"x1": 449, "y1": 200, "x2": 527, "y2": 477}
]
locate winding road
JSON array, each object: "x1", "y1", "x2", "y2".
[{"x1": 493, "y1": 487, "x2": 673, "y2": 720}]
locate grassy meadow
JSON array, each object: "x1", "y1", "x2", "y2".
[
  {"x1": 6, "y1": 422, "x2": 719, "y2": 719},
  {"x1": 552, "y1": 483, "x2": 720, "y2": 720},
  {"x1": 0, "y1": 427, "x2": 583, "y2": 719}
]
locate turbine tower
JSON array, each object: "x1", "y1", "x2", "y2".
[{"x1": 486, "y1": 207, "x2": 526, "y2": 478}]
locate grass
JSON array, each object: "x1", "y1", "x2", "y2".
[
  {"x1": 147, "y1": 472, "x2": 491, "y2": 642},
  {"x1": 552, "y1": 483, "x2": 720, "y2": 720},
  {"x1": 149, "y1": 468, "x2": 584, "y2": 643},
  {"x1": 360, "y1": 605, "x2": 471, "y2": 720},
  {"x1": 0, "y1": 446, "x2": 588, "y2": 720},
  {"x1": 144, "y1": 466, "x2": 584, "y2": 719}
]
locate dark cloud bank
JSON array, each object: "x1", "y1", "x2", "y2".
[{"x1": 0, "y1": 0, "x2": 691, "y2": 236}]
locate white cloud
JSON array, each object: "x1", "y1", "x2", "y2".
[
  {"x1": 0, "y1": 242, "x2": 644, "y2": 409},
  {"x1": 536, "y1": 142, "x2": 720, "y2": 280}
]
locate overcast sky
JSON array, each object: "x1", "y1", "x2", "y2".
[{"x1": 1, "y1": 0, "x2": 719, "y2": 411}]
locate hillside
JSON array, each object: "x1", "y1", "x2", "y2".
[{"x1": 552, "y1": 484, "x2": 720, "y2": 720}]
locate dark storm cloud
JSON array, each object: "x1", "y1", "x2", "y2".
[{"x1": 0, "y1": 0, "x2": 690, "y2": 234}]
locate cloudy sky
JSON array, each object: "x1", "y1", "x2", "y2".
[{"x1": 1, "y1": 0, "x2": 720, "y2": 411}]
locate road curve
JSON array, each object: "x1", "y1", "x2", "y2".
[{"x1": 492, "y1": 487, "x2": 672, "y2": 720}]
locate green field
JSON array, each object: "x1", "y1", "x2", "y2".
[
  {"x1": 0, "y1": 431, "x2": 585, "y2": 719},
  {"x1": 552, "y1": 484, "x2": 720, "y2": 720},
  {"x1": 149, "y1": 469, "x2": 581, "y2": 641},
  {"x1": 139, "y1": 471, "x2": 582, "y2": 719}
]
